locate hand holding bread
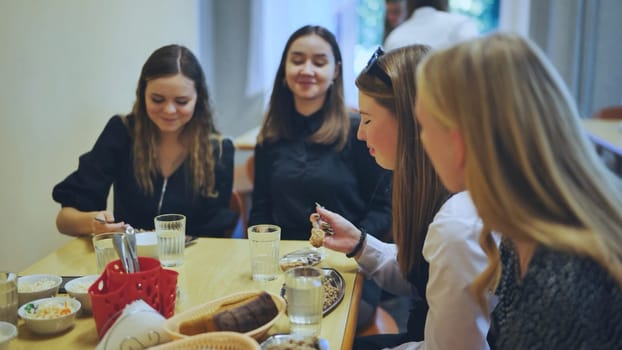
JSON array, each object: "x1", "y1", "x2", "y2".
[{"x1": 309, "y1": 206, "x2": 364, "y2": 254}]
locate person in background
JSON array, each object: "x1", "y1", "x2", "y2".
[
  {"x1": 384, "y1": 0, "x2": 409, "y2": 42},
  {"x1": 416, "y1": 32, "x2": 622, "y2": 348},
  {"x1": 315, "y1": 45, "x2": 493, "y2": 350},
  {"x1": 53, "y1": 44, "x2": 236, "y2": 237},
  {"x1": 248, "y1": 25, "x2": 392, "y2": 328},
  {"x1": 384, "y1": 0, "x2": 478, "y2": 51}
]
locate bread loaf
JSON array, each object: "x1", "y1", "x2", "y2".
[
  {"x1": 309, "y1": 213, "x2": 333, "y2": 247},
  {"x1": 309, "y1": 228, "x2": 325, "y2": 248},
  {"x1": 179, "y1": 292, "x2": 279, "y2": 335}
]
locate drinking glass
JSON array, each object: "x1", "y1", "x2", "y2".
[
  {"x1": 154, "y1": 214, "x2": 186, "y2": 267},
  {"x1": 92, "y1": 233, "x2": 123, "y2": 273},
  {"x1": 285, "y1": 266, "x2": 323, "y2": 336},
  {"x1": 247, "y1": 224, "x2": 280, "y2": 281},
  {"x1": 0, "y1": 272, "x2": 17, "y2": 325}
]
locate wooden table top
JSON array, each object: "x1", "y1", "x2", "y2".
[
  {"x1": 583, "y1": 119, "x2": 622, "y2": 156},
  {"x1": 14, "y1": 237, "x2": 362, "y2": 349}
]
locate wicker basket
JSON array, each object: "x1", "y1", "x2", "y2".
[
  {"x1": 163, "y1": 291, "x2": 286, "y2": 341},
  {"x1": 149, "y1": 332, "x2": 260, "y2": 350}
]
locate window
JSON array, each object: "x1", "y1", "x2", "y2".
[{"x1": 354, "y1": 0, "x2": 500, "y2": 75}]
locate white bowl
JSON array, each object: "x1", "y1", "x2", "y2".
[
  {"x1": 64, "y1": 275, "x2": 98, "y2": 312},
  {"x1": 0, "y1": 321, "x2": 17, "y2": 350},
  {"x1": 136, "y1": 232, "x2": 159, "y2": 258},
  {"x1": 18, "y1": 297, "x2": 80, "y2": 335},
  {"x1": 17, "y1": 274, "x2": 62, "y2": 306}
]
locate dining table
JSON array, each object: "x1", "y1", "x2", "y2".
[
  {"x1": 582, "y1": 118, "x2": 622, "y2": 174},
  {"x1": 582, "y1": 119, "x2": 622, "y2": 156},
  {"x1": 13, "y1": 237, "x2": 363, "y2": 349}
]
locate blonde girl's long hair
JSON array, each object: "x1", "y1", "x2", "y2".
[
  {"x1": 416, "y1": 32, "x2": 622, "y2": 310},
  {"x1": 356, "y1": 45, "x2": 449, "y2": 280},
  {"x1": 127, "y1": 44, "x2": 221, "y2": 198}
]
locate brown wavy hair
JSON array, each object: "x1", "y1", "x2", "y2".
[
  {"x1": 125, "y1": 44, "x2": 221, "y2": 197},
  {"x1": 356, "y1": 45, "x2": 449, "y2": 279}
]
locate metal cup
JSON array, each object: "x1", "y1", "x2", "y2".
[{"x1": 0, "y1": 272, "x2": 18, "y2": 325}]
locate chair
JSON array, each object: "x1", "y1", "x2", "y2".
[
  {"x1": 593, "y1": 105, "x2": 622, "y2": 120},
  {"x1": 592, "y1": 105, "x2": 622, "y2": 173},
  {"x1": 225, "y1": 190, "x2": 247, "y2": 238},
  {"x1": 246, "y1": 154, "x2": 255, "y2": 183},
  {"x1": 356, "y1": 306, "x2": 399, "y2": 337}
]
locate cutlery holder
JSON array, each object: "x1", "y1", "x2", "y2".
[{"x1": 88, "y1": 257, "x2": 178, "y2": 338}]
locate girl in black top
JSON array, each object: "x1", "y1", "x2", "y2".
[
  {"x1": 249, "y1": 25, "x2": 392, "y2": 240},
  {"x1": 248, "y1": 25, "x2": 392, "y2": 329},
  {"x1": 53, "y1": 44, "x2": 236, "y2": 237}
]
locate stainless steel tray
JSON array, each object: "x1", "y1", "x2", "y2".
[{"x1": 321, "y1": 268, "x2": 345, "y2": 316}]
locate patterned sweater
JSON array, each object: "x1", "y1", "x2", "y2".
[{"x1": 489, "y1": 239, "x2": 622, "y2": 349}]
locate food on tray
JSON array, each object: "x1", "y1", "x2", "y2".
[
  {"x1": 264, "y1": 336, "x2": 321, "y2": 350},
  {"x1": 279, "y1": 249, "x2": 322, "y2": 271},
  {"x1": 309, "y1": 213, "x2": 334, "y2": 248},
  {"x1": 322, "y1": 277, "x2": 341, "y2": 311},
  {"x1": 179, "y1": 291, "x2": 279, "y2": 335}
]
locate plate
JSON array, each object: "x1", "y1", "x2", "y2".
[
  {"x1": 320, "y1": 268, "x2": 345, "y2": 316},
  {"x1": 281, "y1": 268, "x2": 345, "y2": 316},
  {"x1": 162, "y1": 291, "x2": 286, "y2": 341},
  {"x1": 279, "y1": 248, "x2": 323, "y2": 272},
  {"x1": 260, "y1": 334, "x2": 329, "y2": 350}
]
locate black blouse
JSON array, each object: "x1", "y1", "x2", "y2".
[
  {"x1": 52, "y1": 115, "x2": 237, "y2": 236},
  {"x1": 248, "y1": 110, "x2": 392, "y2": 240},
  {"x1": 489, "y1": 239, "x2": 622, "y2": 349}
]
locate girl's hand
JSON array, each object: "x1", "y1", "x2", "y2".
[
  {"x1": 91, "y1": 211, "x2": 125, "y2": 234},
  {"x1": 312, "y1": 206, "x2": 362, "y2": 253}
]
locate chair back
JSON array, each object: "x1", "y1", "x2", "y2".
[
  {"x1": 225, "y1": 190, "x2": 247, "y2": 238},
  {"x1": 593, "y1": 105, "x2": 622, "y2": 120}
]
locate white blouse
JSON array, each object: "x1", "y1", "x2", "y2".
[{"x1": 357, "y1": 191, "x2": 495, "y2": 350}]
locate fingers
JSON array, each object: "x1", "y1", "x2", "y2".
[
  {"x1": 92, "y1": 214, "x2": 125, "y2": 234},
  {"x1": 94, "y1": 211, "x2": 115, "y2": 224}
]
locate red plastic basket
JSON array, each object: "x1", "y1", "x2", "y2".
[{"x1": 88, "y1": 257, "x2": 178, "y2": 338}]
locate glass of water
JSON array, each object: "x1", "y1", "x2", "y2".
[
  {"x1": 154, "y1": 214, "x2": 186, "y2": 267},
  {"x1": 0, "y1": 272, "x2": 18, "y2": 325},
  {"x1": 285, "y1": 266, "x2": 323, "y2": 336},
  {"x1": 92, "y1": 232, "x2": 123, "y2": 273},
  {"x1": 247, "y1": 224, "x2": 281, "y2": 281}
]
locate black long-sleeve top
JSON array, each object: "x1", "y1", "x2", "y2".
[
  {"x1": 249, "y1": 110, "x2": 392, "y2": 240},
  {"x1": 52, "y1": 115, "x2": 237, "y2": 236}
]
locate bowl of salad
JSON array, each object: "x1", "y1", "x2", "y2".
[{"x1": 18, "y1": 297, "x2": 81, "y2": 335}]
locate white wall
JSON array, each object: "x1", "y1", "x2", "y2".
[{"x1": 0, "y1": 0, "x2": 202, "y2": 271}]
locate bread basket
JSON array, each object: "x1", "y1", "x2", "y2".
[
  {"x1": 163, "y1": 291, "x2": 286, "y2": 341},
  {"x1": 149, "y1": 332, "x2": 260, "y2": 350}
]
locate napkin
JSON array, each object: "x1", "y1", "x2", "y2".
[{"x1": 96, "y1": 299, "x2": 172, "y2": 350}]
